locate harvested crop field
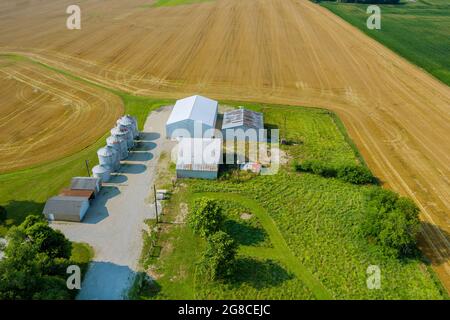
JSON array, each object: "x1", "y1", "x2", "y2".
[
  {"x1": 0, "y1": 56, "x2": 123, "y2": 172},
  {"x1": 0, "y1": 0, "x2": 449, "y2": 289}
]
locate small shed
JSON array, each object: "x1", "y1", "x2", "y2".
[
  {"x1": 43, "y1": 196, "x2": 90, "y2": 222},
  {"x1": 60, "y1": 188, "x2": 96, "y2": 200},
  {"x1": 222, "y1": 108, "x2": 264, "y2": 141},
  {"x1": 166, "y1": 95, "x2": 218, "y2": 139},
  {"x1": 70, "y1": 177, "x2": 101, "y2": 195},
  {"x1": 176, "y1": 138, "x2": 222, "y2": 180}
]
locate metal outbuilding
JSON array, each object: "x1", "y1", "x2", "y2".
[
  {"x1": 43, "y1": 196, "x2": 90, "y2": 222},
  {"x1": 222, "y1": 108, "x2": 264, "y2": 141},
  {"x1": 166, "y1": 95, "x2": 218, "y2": 139},
  {"x1": 176, "y1": 138, "x2": 222, "y2": 180},
  {"x1": 70, "y1": 177, "x2": 101, "y2": 195}
]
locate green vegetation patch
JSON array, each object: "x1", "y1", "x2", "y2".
[{"x1": 319, "y1": 0, "x2": 450, "y2": 86}]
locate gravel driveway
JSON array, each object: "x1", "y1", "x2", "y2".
[{"x1": 52, "y1": 106, "x2": 174, "y2": 300}]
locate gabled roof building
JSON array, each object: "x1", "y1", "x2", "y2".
[
  {"x1": 166, "y1": 95, "x2": 218, "y2": 139},
  {"x1": 222, "y1": 108, "x2": 264, "y2": 141}
]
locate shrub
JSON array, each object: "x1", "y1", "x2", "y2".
[
  {"x1": 336, "y1": 164, "x2": 375, "y2": 185},
  {"x1": 188, "y1": 198, "x2": 224, "y2": 238},
  {"x1": 199, "y1": 231, "x2": 238, "y2": 281},
  {"x1": 295, "y1": 160, "x2": 375, "y2": 184},
  {"x1": 361, "y1": 188, "x2": 420, "y2": 258}
]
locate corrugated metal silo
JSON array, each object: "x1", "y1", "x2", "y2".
[
  {"x1": 106, "y1": 135, "x2": 128, "y2": 160},
  {"x1": 97, "y1": 146, "x2": 120, "y2": 172},
  {"x1": 111, "y1": 126, "x2": 134, "y2": 149},
  {"x1": 92, "y1": 165, "x2": 111, "y2": 183},
  {"x1": 118, "y1": 115, "x2": 139, "y2": 139}
]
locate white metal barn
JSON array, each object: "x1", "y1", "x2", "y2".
[
  {"x1": 176, "y1": 138, "x2": 222, "y2": 180},
  {"x1": 166, "y1": 95, "x2": 218, "y2": 139}
]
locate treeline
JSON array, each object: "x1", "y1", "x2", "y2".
[
  {"x1": 316, "y1": 0, "x2": 401, "y2": 4},
  {"x1": 294, "y1": 159, "x2": 377, "y2": 185},
  {"x1": 0, "y1": 216, "x2": 75, "y2": 299}
]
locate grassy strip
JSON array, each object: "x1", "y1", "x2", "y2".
[{"x1": 192, "y1": 192, "x2": 333, "y2": 299}]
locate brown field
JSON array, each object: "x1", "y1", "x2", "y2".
[
  {"x1": 0, "y1": 56, "x2": 123, "y2": 172},
  {"x1": 0, "y1": 0, "x2": 449, "y2": 290}
]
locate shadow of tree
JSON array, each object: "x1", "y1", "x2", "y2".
[
  {"x1": 229, "y1": 258, "x2": 293, "y2": 289},
  {"x1": 223, "y1": 220, "x2": 267, "y2": 246},
  {"x1": 1, "y1": 200, "x2": 44, "y2": 230}
]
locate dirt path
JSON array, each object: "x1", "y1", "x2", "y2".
[
  {"x1": 52, "y1": 107, "x2": 172, "y2": 300},
  {"x1": 1, "y1": 0, "x2": 449, "y2": 289}
]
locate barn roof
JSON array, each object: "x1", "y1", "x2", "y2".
[
  {"x1": 176, "y1": 138, "x2": 222, "y2": 172},
  {"x1": 222, "y1": 108, "x2": 264, "y2": 130},
  {"x1": 60, "y1": 188, "x2": 95, "y2": 199},
  {"x1": 70, "y1": 177, "x2": 100, "y2": 191},
  {"x1": 43, "y1": 196, "x2": 89, "y2": 215},
  {"x1": 167, "y1": 95, "x2": 218, "y2": 127}
]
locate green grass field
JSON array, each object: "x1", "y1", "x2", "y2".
[
  {"x1": 320, "y1": 0, "x2": 450, "y2": 86},
  {"x1": 137, "y1": 103, "x2": 447, "y2": 300}
]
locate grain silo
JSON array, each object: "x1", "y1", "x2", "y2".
[
  {"x1": 106, "y1": 135, "x2": 128, "y2": 160},
  {"x1": 92, "y1": 165, "x2": 111, "y2": 183},
  {"x1": 118, "y1": 115, "x2": 139, "y2": 138},
  {"x1": 111, "y1": 126, "x2": 134, "y2": 149},
  {"x1": 97, "y1": 146, "x2": 120, "y2": 172}
]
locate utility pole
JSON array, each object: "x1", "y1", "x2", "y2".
[
  {"x1": 154, "y1": 184, "x2": 159, "y2": 223},
  {"x1": 85, "y1": 160, "x2": 90, "y2": 177}
]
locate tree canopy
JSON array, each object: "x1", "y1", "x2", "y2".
[{"x1": 0, "y1": 215, "x2": 74, "y2": 299}]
